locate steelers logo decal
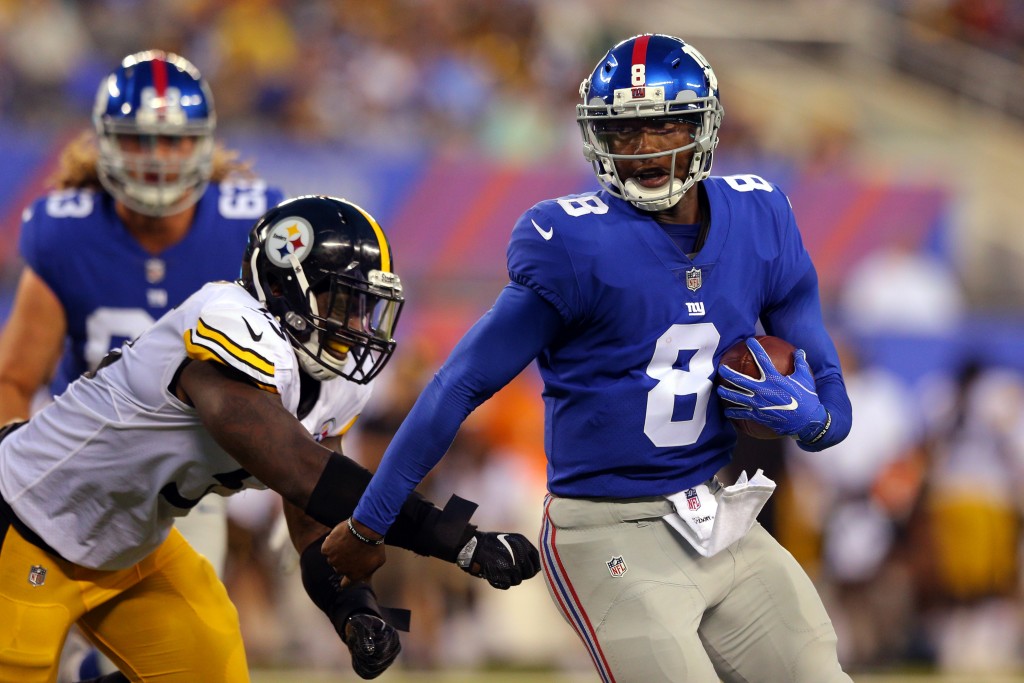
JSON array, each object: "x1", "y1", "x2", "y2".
[{"x1": 265, "y1": 216, "x2": 314, "y2": 267}]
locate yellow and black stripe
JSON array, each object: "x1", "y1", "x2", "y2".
[
  {"x1": 183, "y1": 318, "x2": 278, "y2": 394},
  {"x1": 351, "y1": 202, "x2": 392, "y2": 272}
]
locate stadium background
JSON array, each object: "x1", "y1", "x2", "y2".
[{"x1": 2, "y1": 0, "x2": 1024, "y2": 680}]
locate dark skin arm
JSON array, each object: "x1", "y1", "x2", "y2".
[
  {"x1": 178, "y1": 358, "x2": 326, "y2": 508},
  {"x1": 178, "y1": 359, "x2": 386, "y2": 578},
  {"x1": 283, "y1": 435, "x2": 342, "y2": 553},
  {"x1": 282, "y1": 435, "x2": 378, "y2": 562},
  {"x1": 323, "y1": 511, "x2": 386, "y2": 585}
]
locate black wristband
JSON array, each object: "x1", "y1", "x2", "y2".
[
  {"x1": 304, "y1": 451, "x2": 373, "y2": 528},
  {"x1": 385, "y1": 493, "x2": 478, "y2": 563}
]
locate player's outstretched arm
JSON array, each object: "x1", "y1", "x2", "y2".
[
  {"x1": 181, "y1": 358, "x2": 543, "y2": 589},
  {"x1": 178, "y1": 358, "x2": 335, "y2": 508}
]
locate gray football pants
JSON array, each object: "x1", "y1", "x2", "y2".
[{"x1": 540, "y1": 495, "x2": 852, "y2": 683}]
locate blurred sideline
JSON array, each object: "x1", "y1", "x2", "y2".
[
  {"x1": 3, "y1": 1, "x2": 1024, "y2": 679},
  {"x1": 250, "y1": 671, "x2": 1024, "y2": 683}
]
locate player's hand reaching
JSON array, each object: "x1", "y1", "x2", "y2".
[
  {"x1": 716, "y1": 338, "x2": 829, "y2": 442},
  {"x1": 322, "y1": 518, "x2": 387, "y2": 586},
  {"x1": 457, "y1": 531, "x2": 541, "y2": 589}
]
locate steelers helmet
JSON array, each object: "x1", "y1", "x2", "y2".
[{"x1": 240, "y1": 196, "x2": 404, "y2": 384}]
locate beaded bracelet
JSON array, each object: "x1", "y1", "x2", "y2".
[{"x1": 347, "y1": 518, "x2": 384, "y2": 545}]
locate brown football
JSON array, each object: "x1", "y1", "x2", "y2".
[{"x1": 717, "y1": 335, "x2": 797, "y2": 440}]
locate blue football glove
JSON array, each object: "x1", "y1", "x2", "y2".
[{"x1": 716, "y1": 338, "x2": 830, "y2": 443}]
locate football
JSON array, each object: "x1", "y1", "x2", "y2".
[{"x1": 717, "y1": 335, "x2": 797, "y2": 440}]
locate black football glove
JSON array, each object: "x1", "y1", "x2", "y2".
[
  {"x1": 457, "y1": 531, "x2": 541, "y2": 590},
  {"x1": 343, "y1": 613, "x2": 402, "y2": 680}
]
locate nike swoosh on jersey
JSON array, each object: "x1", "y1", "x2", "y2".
[
  {"x1": 761, "y1": 397, "x2": 799, "y2": 411},
  {"x1": 242, "y1": 317, "x2": 264, "y2": 342},
  {"x1": 531, "y1": 219, "x2": 554, "y2": 241},
  {"x1": 497, "y1": 533, "x2": 516, "y2": 563}
]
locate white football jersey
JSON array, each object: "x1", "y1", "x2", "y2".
[{"x1": 0, "y1": 281, "x2": 373, "y2": 570}]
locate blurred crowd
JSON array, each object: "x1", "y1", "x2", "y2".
[
  {"x1": 2, "y1": 0, "x2": 1024, "y2": 678},
  {"x1": 0, "y1": 0, "x2": 627, "y2": 161},
  {"x1": 899, "y1": 0, "x2": 1024, "y2": 62}
]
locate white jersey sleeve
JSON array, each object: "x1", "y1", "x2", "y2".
[
  {"x1": 300, "y1": 373, "x2": 375, "y2": 443},
  {"x1": 184, "y1": 298, "x2": 293, "y2": 397}
]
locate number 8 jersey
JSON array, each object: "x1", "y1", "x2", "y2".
[
  {"x1": 507, "y1": 176, "x2": 845, "y2": 498},
  {"x1": 18, "y1": 179, "x2": 285, "y2": 397}
]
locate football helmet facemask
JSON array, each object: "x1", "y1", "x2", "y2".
[
  {"x1": 93, "y1": 50, "x2": 215, "y2": 217},
  {"x1": 240, "y1": 196, "x2": 404, "y2": 384},
  {"x1": 578, "y1": 34, "x2": 724, "y2": 212}
]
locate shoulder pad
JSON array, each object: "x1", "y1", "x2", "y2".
[{"x1": 183, "y1": 303, "x2": 290, "y2": 394}]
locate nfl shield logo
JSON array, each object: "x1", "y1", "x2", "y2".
[
  {"x1": 686, "y1": 267, "x2": 702, "y2": 292},
  {"x1": 28, "y1": 565, "x2": 46, "y2": 587},
  {"x1": 145, "y1": 258, "x2": 166, "y2": 284},
  {"x1": 606, "y1": 556, "x2": 628, "y2": 578},
  {"x1": 685, "y1": 488, "x2": 701, "y2": 511}
]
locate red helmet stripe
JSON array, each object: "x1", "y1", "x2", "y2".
[
  {"x1": 631, "y1": 35, "x2": 651, "y2": 84},
  {"x1": 151, "y1": 57, "x2": 168, "y2": 96}
]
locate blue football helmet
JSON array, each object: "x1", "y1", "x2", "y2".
[
  {"x1": 578, "y1": 34, "x2": 724, "y2": 212},
  {"x1": 93, "y1": 50, "x2": 215, "y2": 217}
]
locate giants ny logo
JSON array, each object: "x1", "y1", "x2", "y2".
[{"x1": 686, "y1": 301, "x2": 705, "y2": 317}]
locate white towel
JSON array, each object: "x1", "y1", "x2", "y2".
[{"x1": 664, "y1": 470, "x2": 777, "y2": 558}]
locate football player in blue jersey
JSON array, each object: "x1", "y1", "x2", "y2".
[
  {"x1": 0, "y1": 50, "x2": 284, "y2": 682},
  {"x1": 326, "y1": 34, "x2": 854, "y2": 682}
]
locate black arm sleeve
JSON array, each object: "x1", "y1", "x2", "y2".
[
  {"x1": 384, "y1": 492, "x2": 478, "y2": 563},
  {"x1": 300, "y1": 535, "x2": 384, "y2": 636},
  {"x1": 304, "y1": 451, "x2": 478, "y2": 562}
]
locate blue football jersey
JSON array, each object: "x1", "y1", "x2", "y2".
[
  {"x1": 19, "y1": 179, "x2": 285, "y2": 395},
  {"x1": 353, "y1": 174, "x2": 849, "y2": 533},
  {"x1": 508, "y1": 175, "x2": 841, "y2": 497}
]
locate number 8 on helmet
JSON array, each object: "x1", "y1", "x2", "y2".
[{"x1": 577, "y1": 34, "x2": 725, "y2": 212}]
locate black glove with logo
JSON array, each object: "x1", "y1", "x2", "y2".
[
  {"x1": 457, "y1": 531, "x2": 541, "y2": 590},
  {"x1": 343, "y1": 612, "x2": 402, "y2": 680},
  {"x1": 299, "y1": 537, "x2": 405, "y2": 680}
]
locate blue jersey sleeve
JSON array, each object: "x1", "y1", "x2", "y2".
[
  {"x1": 18, "y1": 191, "x2": 102, "y2": 302},
  {"x1": 506, "y1": 201, "x2": 590, "y2": 323},
  {"x1": 353, "y1": 282, "x2": 562, "y2": 534},
  {"x1": 18, "y1": 199, "x2": 46, "y2": 273},
  {"x1": 761, "y1": 208, "x2": 856, "y2": 450}
]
